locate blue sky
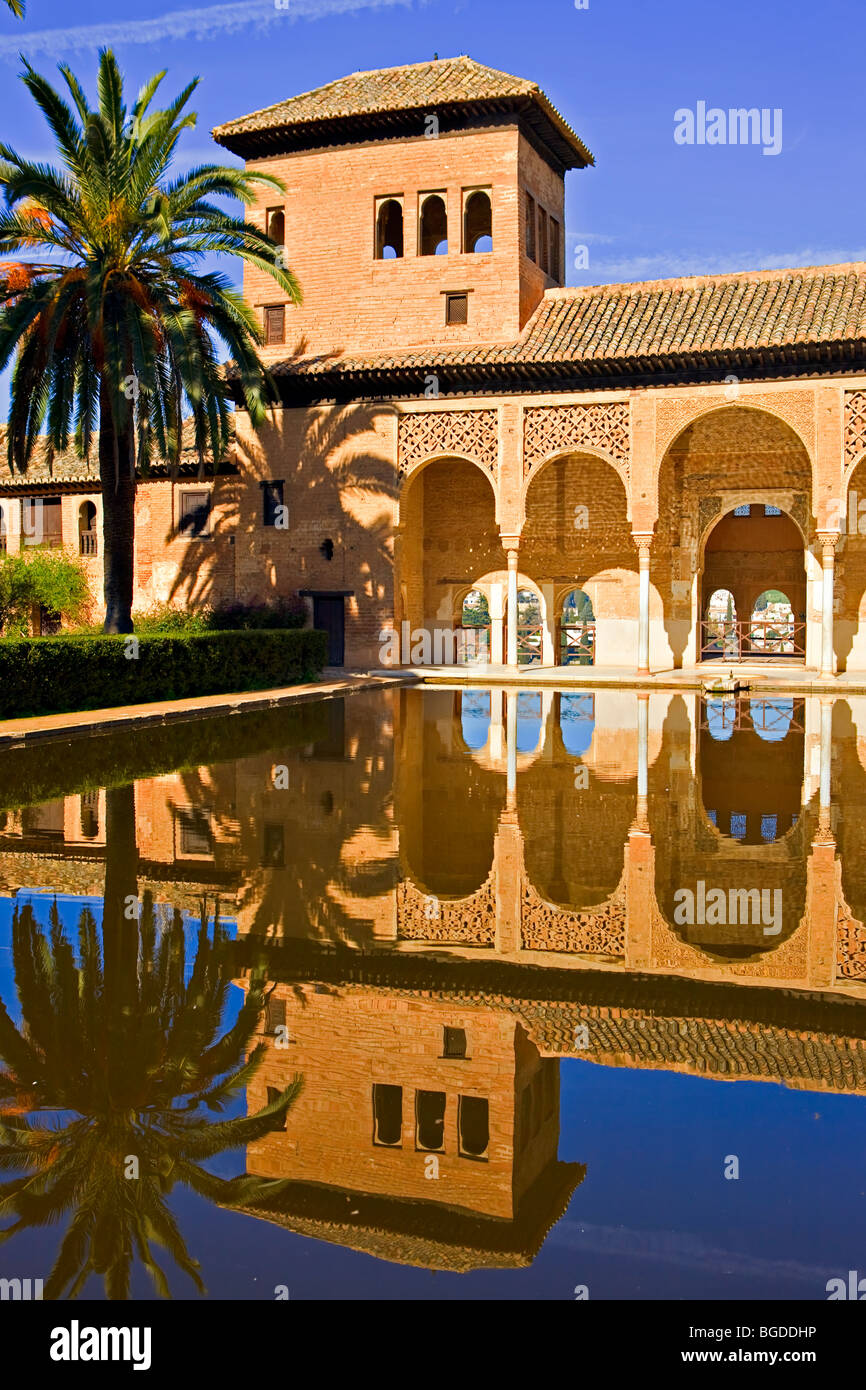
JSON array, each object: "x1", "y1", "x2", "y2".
[{"x1": 0, "y1": 0, "x2": 862, "y2": 415}]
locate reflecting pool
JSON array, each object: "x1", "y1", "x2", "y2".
[{"x1": 0, "y1": 687, "x2": 865, "y2": 1299}]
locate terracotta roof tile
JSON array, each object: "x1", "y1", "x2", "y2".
[
  {"x1": 270, "y1": 260, "x2": 866, "y2": 383},
  {"x1": 0, "y1": 418, "x2": 236, "y2": 491},
  {"x1": 213, "y1": 54, "x2": 593, "y2": 166}
]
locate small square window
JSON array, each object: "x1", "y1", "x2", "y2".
[
  {"x1": 445, "y1": 292, "x2": 468, "y2": 325},
  {"x1": 265, "y1": 996, "x2": 286, "y2": 1034},
  {"x1": 443, "y1": 1026, "x2": 467, "y2": 1058},
  {"x1": 262, "y1": 480, "x2": 285, "y2": 528},
  {"x1": 764, "y1": 504, "x2": 782, "y2": 516},
  {"x1": 177, "y1": 808, "x2": 213, "y2": 857},
  {"x1": 264, "y1": 305, "x2": 285, "y2": 345},
  {"x1": 178, "y1": 490, "x2": 210, "y2": 539},
  {"x1": 733, "y1": 504, "x2": 751, "y2": 517}
]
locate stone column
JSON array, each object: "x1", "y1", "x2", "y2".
[
  {"x1": 540, "y1": 581, "x2": 556, "y2": 666},
  {"x1": 820, "y1": 695, "x2": 833, "y2": 824},
  {"x1": 637, "y1": 691, "x2": 649, "y2": 819},
  {"x1": 503, "y1": 540, "x2": 520, "y2": 670},
  {"x1": 818, "y1": 532, "x2": 839, "y2": 677},
  {"x1": 490, "y1": 582, "x2": 504, "y2": 666},
  {"x1": 505, "y1": 689, "x2": 518, "y2": 809},
  {"x1": 808, "y1": 697, "x2": 837, "y2": 990},
  {"x1": 633, "y1": 533, "x2": 653, "y2": 677}
]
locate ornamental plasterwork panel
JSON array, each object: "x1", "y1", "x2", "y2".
[
  {"x1": 522, "y1": 401, "x2": 630, "y2": 481},
  {"x1": 397, "y1": 408, "x2": 499, "y2": 477},
  {"x1": 396, "y1": 871, "x2": 496, "y2": 946},
  {"x1": 656, "y1": 390, "x2": 816, "y2": 464},
  {"x1": 844, "y1": 390, "x2": 866, "y2": 471},
  {"x1": 520, "y1": 874, "x2": 626, "y2": 957}
]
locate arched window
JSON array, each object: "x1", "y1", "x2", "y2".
[
  {"x1": 702, "y1": 587, "x2": 736, "y2": 659},
  {"x1": 559, "y1": 692, "x2": 595, "y2": 755},
  {"x1": 513, "y1": 589, "x2": 542, "y2": 666},
  {"x1": 419, "y1": 194, "x2": 447, "y2": 255},
  {"x1": 375, "y1": 199, "x2": 403, "y2": 259},
  {"x1": 459, "y1": 589, "x2": 490, "y2": 664},
  {"x1": 461, "y1": 689, "x2": 491, "y2": 750},
  {"x1": 560, "y1": 588, "x2": 595, "y2": 666},
  {"x1": 516, "y1": 690, "x2": 543, "y2": 752},
  {"x1": 266, "y1": 207, "x2": 285, "y2": 244},
  {"x1": 751, "y1": 590, "x2": 796, "y2": 655},
  {"x1": 78, "y1": 500, "x2": 97, "y2": 557},
  {"x1": 463, "y1": 190, "x2": 492, "y2": 252}
]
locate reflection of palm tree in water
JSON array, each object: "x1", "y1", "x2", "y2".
[{"x1": 0, "y1": 783, "x2": 301, "y2": 1298}]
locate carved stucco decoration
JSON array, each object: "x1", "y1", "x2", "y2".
[
  {"x1": 649, "y1": 896, "x2": 808, "y2": 977},
  {"x1": 656, "y1": 390, "x2": 816, "y2": 465},
  {"x1": 397, "y1": 408, "x2": 499, "y2": 477},
  {"x1": 698, "y1": 495, "x2": 723, "y2": 537},
  {"x1": 520, "y1": 874, "x2": 626, "y2": 957},
  {"x1": 522, "y1": 402, "x2": 631, "y2": 481},
  {"x1": 396, "y1": 871, "x2": 496, "y2": 946},
  {"x1": 844, "y1": 390, "x2": 866, "y2": 471},
  {"x1": 836, "y1": 905, "x2": 866, "y2": 979}
]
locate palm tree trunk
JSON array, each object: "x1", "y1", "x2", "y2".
[{"x1": 99, "y1": 378, "x2": 136, "y2": 634}]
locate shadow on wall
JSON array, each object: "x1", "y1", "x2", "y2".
[{"x1": 167, "y1": 399, "x2": 399, "y2": 658}]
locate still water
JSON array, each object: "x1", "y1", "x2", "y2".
[{"x1": 0, "y1": 686, "x2": 865, "y2": 1299}]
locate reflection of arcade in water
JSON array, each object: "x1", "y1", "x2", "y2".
[
  {"x1": 4, "y1": 689, "x2": 866, "y2": 1274},
  {"x1": 392, "y1": 687, "x2": 858, "y2": 996}
]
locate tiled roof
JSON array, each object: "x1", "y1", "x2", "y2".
[
  {"x1": 213, "y1": 55, "x2": 593, "y2": 167},
  {"x1": 269, "y1": 261, "x2": 866, "y2": 387},
  {"x1": 0, "y1": 419, "x2": 236, "y2": 491}
]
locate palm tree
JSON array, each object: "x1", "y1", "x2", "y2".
[
  {"x1": 0, "y1": 896, "x2": 302, "y2": 1297},
  {"x1": 0, "y1": 49, "x2": 299, "y2": 631},
  {"x1": 4, "y1": 1, "x2": 23, "y2": 16}
]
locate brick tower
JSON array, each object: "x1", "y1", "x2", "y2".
[{"x1": 213, "y1": 55, "x2": 594, "y2": 360}]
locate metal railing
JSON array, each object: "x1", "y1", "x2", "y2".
[
  {"x1": 560, "y1": 621, "x2": 596, "y2": 666},
  {"x1": 455, "y1": 624, "x2": 490, "y2": 664},
  {"x1": 517, "y1": 622, "x2": 543, "y2": 665},
  {"x1": 700, "y1": 618, "x2": 806, "y2": 661}
]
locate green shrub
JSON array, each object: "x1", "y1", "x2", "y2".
[
  {"x1": 128, "y1": 597, "x2": 306, "y2": 635},
  {"x1": 0, "y1": 629, "x2": 328, "y2": 719},
  {"x1": 206, "y1": 597, "x2": 306, "y2": 630},
  {"x1": 0, "y1": 550, "x2": 91, "y2": 635},
  {"x1": 132, "y1": 603, "x2": 212, "y2": 635}
]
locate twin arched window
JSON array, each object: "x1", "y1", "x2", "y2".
[
  {"x1": 377, "y1": 190, "x2": 493, "y2": 259},
  {"x1": 463, "y1": 190, "x2": 492, "y2": 252},
  {"x1": 375, "y1": 199, "x2": 404, "y2": 259},
  {"x1": 419, "y1": 194, "x2": 448, "y2": 256}
]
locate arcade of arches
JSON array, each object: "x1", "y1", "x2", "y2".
[{"x1": 390, "y1": 391, "x2": 866, "y2": 675}]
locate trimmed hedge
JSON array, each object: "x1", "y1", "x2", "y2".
[{"x1": 0, "y1": 628, "x2": 328, "y2": 719}]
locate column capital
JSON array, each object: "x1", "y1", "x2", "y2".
[
  {"x1": 817, "y1": 530, "x2": 840, "y2": 556},
  {"x1": 632, "y1": 531, "x2": 654, "y2": 560},
  {"x1": 500, "y1": 534, "x2": 521, "y2": 553}
]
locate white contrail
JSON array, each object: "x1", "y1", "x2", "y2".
[{"x1": 0, "y1": 0, "x2": 409, "y2": 61}]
